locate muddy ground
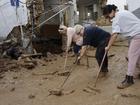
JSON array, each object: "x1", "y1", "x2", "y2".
[{"x1": 0, "y1": 40, "x2": 140, "y2": 105}]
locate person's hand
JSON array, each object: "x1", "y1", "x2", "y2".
[
  {"x1": 62, "y1": 50, "x2": 68, "y2": 57},
  {"x1": 73, "y1": 56, "x2": 80, "y2": 65},
  {"x1": 76, "y1": 56, "x2": 81, "y2": 65},
  {"x1": 105, "y1": 46, "x2": 109, "y2": 52}
]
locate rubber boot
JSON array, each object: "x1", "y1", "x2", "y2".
[{"x1": 117, "y1": 75, "x2": 134, "y2": 89}]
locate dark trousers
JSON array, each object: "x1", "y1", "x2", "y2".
[
  {"x1": 95, "y1": 38, "x2": 109, "y2": 72},
  {"x1": 73, "y1": 44, "x2": 81, "y2": 55}
]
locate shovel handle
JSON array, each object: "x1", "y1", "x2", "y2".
[{"x1": 94, "y1": 51, "x2": 107, "y2": 87}]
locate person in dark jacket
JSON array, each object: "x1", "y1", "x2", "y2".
[{"x1": 75, "y1": 24, "x2": 111, "y2": 77}]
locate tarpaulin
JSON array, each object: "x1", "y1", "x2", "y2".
[
  {"x1": 0, "y1": 0, "x2": 28, "y2": 38},
  {"x1": 10, "y1": 0, "x2": 19, "y2": 7}
]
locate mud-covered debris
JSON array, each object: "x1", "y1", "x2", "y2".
[
  {"x1": 13, "y1": 76, "x2": 18, "y2": 79},
  {"x1": 0, "y1": 75, "x2": 4, "y2": 79},
  {"x1": 83, "y1": 88, "x2": 96, "y2": 95},
  {"x1": 108, "y1": 54, "x2": 115, "y2": 58},
  {"x1": 48, "y1": 89, "x2": 63, "y2": 96},
  {"x1": 36, "y1": 59, "x2": 46, "y2": 66},
  {"x1": 60, "y1": 54, "x2": 63, "y2": 57},
  {"x1": 38, "y1": 83, "x2": 42, "y2": 86},
  {"x1": 10, "y1": 87, "x2": 15, "y2": 92},
  {"x1": 10, "y1": 81, "x2": 15, "y2": 84},
  {"x1": 28, "y1": 94, "x2": 36, "y2": 99},
  {"x1": 24, "y1": 60, "x2": 37, "y2": 65},
  {"x1": 47, "y1": 52, "x2": 54, "y2": 58},
  {"x1": 42, "y1": 64, "x2": 46, "y2": 66},
  {"x1": 32, "y1": 71, "x2": 58, "y2": 76},
  {"x1": 42, "y1": 77, "x2": 48, "y2": 80},
  {"x1": 54, "y1": 58, "x2": 57, "y2": 61},
  {"x1": 64, "y1": 90, "x2": 75, "y2": 95},
  {"x1": 18, "y1": 57, "x2": 36, "y2": 69},
  {"x1": 58, "y1": 71, "x2": 70, "y2": 76},
  {"x1": 7, "y1": 63, "x2": 19, "y2": 70},
  {"x1": 22, "y1": 62, "x2": 35, "y2": 69},
  {"x1": 48, "y1": 89, "x2": 75, "y2": 96},
  {"x1": 120, "y1": 93, "x2": 140, "y2": 99},
  {"x1": 48, "y1": 59, "x2": 52, "y2": 62},
  {"x1": 20, "y1": 53, "x2": 42, "y2": 59},
  {"x1": 86, "y1": 86, "x2": 101, "y2": 93}
]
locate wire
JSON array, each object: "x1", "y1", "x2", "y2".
[
  {"x1": 24, "y1": 4, "x2": 70, "y2": 36},
  {"x1": 40, "y1": 5, "x2": 63, "y2": 16},
  {"x1": 34, "y1": 5, "x2": 70, "y2": 30}
]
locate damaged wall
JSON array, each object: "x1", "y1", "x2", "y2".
[{"x1": 27, "y1": 0, "x2": 64, "y2": 55}]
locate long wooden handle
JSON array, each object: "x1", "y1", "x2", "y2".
[
  {"x1": 63, "y1": 53, "x2": 68, "y2": 71},
  {"x1": 94, "y1": 51, "x2": 107, "y2": 87}
]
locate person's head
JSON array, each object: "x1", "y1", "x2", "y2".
[
  {"x1": 103, "y1": 4, "x2": 118, "y2": 19},
  {"x1": 74, "y1": 24, "x2": 84, "y2": 36},
  {"x1": 58, "y1": 25, "x2": 67, "y2": 35}
]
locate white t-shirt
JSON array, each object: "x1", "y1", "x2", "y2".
[
  {"x1": 67, "y1": 27, "x2": 83, "y2": 49},
  {"x1": 112, "y1": 10, "x2": 140, "y2": 37}
]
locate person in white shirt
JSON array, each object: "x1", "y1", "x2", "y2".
[
  {"x1": 58, "y1": 25, "x2": 83, "y2": 57},
  {"x1": 103, "y1": 4, "x2": 140, "y2": 89}
]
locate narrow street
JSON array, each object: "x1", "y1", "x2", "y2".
[
  {"x1": 0, "y1": 0, "x2": 140, "y2": 105},
  {"x1": 0, "y1": 40, "x2": 140, "y2": 105}
]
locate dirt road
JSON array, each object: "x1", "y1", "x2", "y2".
[{"x1": 0, "y1": 41, "x2": 140, "y2": 105}]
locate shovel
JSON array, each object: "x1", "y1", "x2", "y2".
[
  {"x1": 48, "y1": 52, "x2": 76, "y2": 96},
  {"x1": 63, "y1": 52, "x2": 68, "y2": 71},
  {"x1": 94, "y1": 51, "x2": 107, "y2": 87},
  {"x1": 85, "y1": 52, "x2": 107, "y2": 93},
  {"x1": 86, "y1": 52, "x2": 89, "y2": 68},
  {"x1": 48, "y1": 64, "x2": 76, "y2": 96}
]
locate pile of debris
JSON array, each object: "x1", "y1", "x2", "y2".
[
  {"x1": 0, "y1": 53, "x2": 44, "y2": 79},
  {"x1": 0, "y1": 58, "x2": 18, "y2": 79},
  {"x1": 0, "y1": 36, "x2": 43, "y2": 77},
  {"x1": 96, "y1": 16, "x2": 111, "y2": 26},
  {"x1": 18, "y1": 53, "x2": 42, "y2": 69}
]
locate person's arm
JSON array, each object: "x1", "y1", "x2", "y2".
[
  {"x1": 105, "y1": 33, "x2": 118, "y2": 51},
  {"x1": 66, "y1": 29, "x2": 73, "y2": 53},
  {"x1": 77, "y1": 45, "x2": 87, "y2": 60}
]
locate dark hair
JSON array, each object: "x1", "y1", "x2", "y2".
[{"x1": 103, "y1": 4, "x2": 117, "y2": 15}]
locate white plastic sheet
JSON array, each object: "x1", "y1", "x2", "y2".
[
  {"x1": 0, "y1": 0, "x2": 28, "y2": 38},
  {"x1": 127, "y1": 0, "x2": 140, "y2": 12}
]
